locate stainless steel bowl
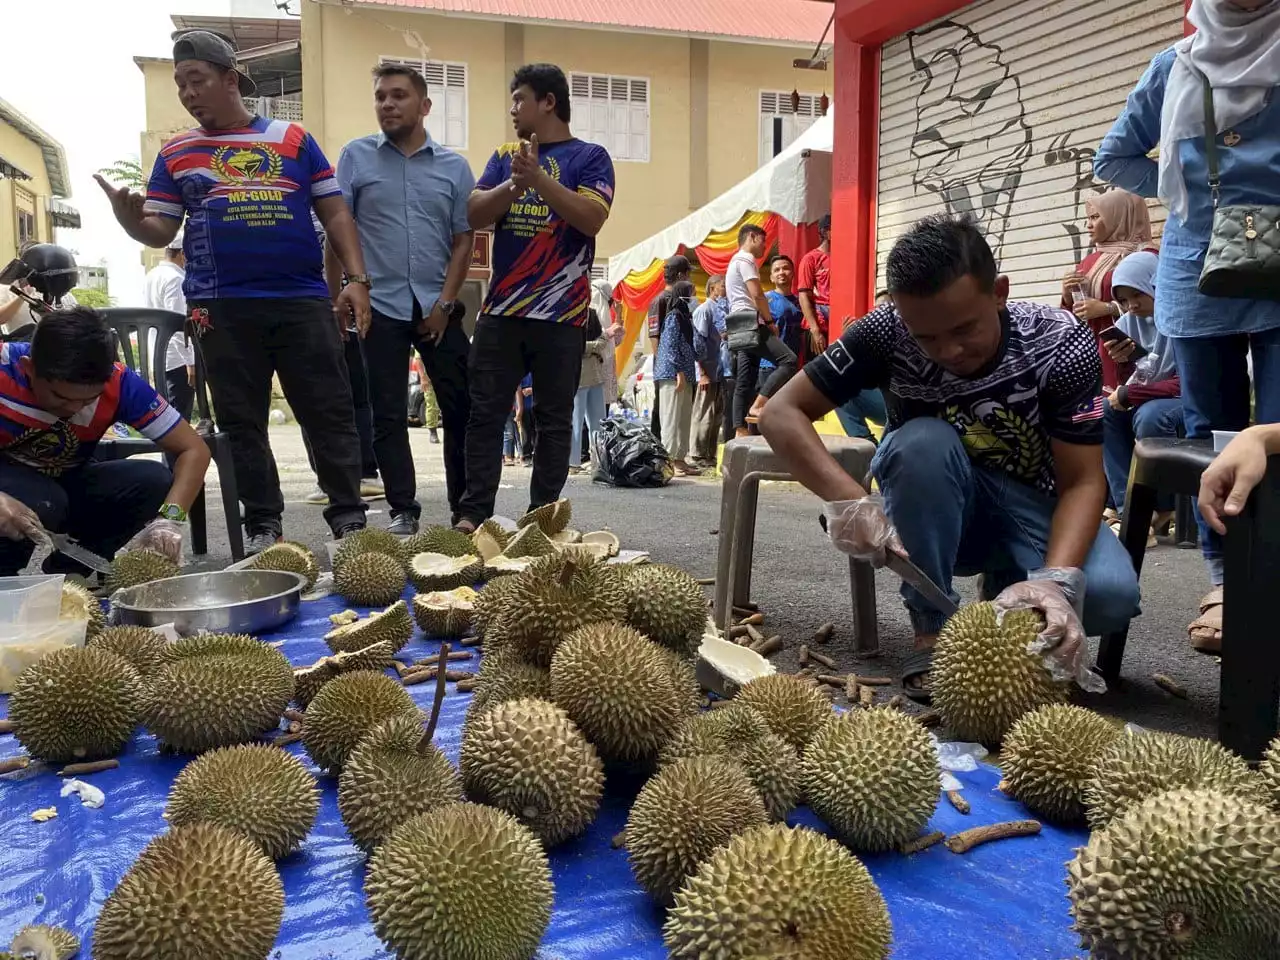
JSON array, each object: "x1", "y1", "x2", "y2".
[{"x1": 109, "y1": 570, "x2": 307, "y2": 636}]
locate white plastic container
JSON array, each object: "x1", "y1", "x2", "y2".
[
  {"x1": 0, "y1": 574, "x2": 65, "y2": 638},
  {"x1": 1213, "y1": 430, "x2": 1241, "y2": 453},
  {"x1": 0, "y1": 618, "x2": 87, "y2": 693}
]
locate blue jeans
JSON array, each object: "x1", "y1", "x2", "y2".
[
  {"x1": 1172, "y1": 328, "x2": 1280, "y2": 573},
  {"x1": 870, "y1": 418, "x2": 1141, "y2": 636},
  {"x1": 503, "y1": 412, "x2": 519, "y2": 460},
  {"x1": 570, "y1": 384, "x2": 606, "y2": 468},
  {"x1": 1102, "y1": 398, "x2": 1184, "y2": 514},
  {"x1": 836, "y1": 388, "x2": 889, "y2": 443}
]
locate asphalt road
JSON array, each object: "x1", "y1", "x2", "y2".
[{"x1": 189, "y1": 425, "x2": 1227, "y2": 740}]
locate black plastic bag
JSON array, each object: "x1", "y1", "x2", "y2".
[{"x1": 591, "y1": 416, "x2": 673, "y2": 488}]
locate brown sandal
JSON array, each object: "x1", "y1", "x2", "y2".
[{"x1": 1188, "y1": 587, "x2": 1223, "y2": 654}]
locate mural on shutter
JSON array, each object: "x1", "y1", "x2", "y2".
[{"x1": 874, "y1": 0, "x2": 1184, "y2": 305}]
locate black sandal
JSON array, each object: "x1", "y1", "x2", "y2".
[{"x1": 901, "y1": 648, "x2": 934, "y2": 705}]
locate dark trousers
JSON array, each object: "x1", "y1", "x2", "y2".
[
  {"x1": 195, "y1": 297, "x2": 365, "y2": 535},
  {"x1": 520, "y1": 409, "x2": 537, "y2": 461},
  {"x1": 165, "y1": 367, "x2": 195, "y2": 422},
  {"x1": 732, "y1": 333, "x2": 798, "y2": 428},
  {"x1": 363, "y1": 306, "x2": 471, "y2": 522},
  {"x1": 0, "y1": 458, "x2": 172, "y2": 576},
  {"x1": 721, "y1": 377, "x2": 736, "y2": 444},
  {"x1": 302, "y1": 330, "x2": 378, "y2": 479},
  {"x1": 459, "y1": 316, "x2": 582, "y2": 524}
]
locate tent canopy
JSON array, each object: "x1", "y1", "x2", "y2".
[{"x1": 608, "y1": 111, "x2": 833, "y2": 286}]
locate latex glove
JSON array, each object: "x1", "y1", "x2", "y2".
[
  {"x1": 992, "y1": 567, "x2": 1105, "y2": 693},
  {"x1": 821, "y1": 494, "x2": 904, "y2": 567},
  {"x1": 127, "y1": 518, "x2": 186, "y2": 565}
]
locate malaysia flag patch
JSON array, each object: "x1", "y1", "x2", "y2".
[{"x1": 1071, "y1": 395, "x2": 1106, "y2": 423}]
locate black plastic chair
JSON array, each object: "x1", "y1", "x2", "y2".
[{"x1": 96, "y1": 308, "x2": 244, "y2": 560}]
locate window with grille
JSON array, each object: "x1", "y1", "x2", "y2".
[
  {"x1": 759, "y1": 91, "x2": 819, "y2": 167},
  {"x1": 589, "y1": 261, "x2": 609, "y2": 282},
  {"x1": 569, "y1": 73, "x2": 649, "y2": 163},
  {"x1": 15, "y1": 188, "x2": 35, "y2": 248},
  {"x1": 379, "y1": 57, "x2": 468, "y2": 150}
]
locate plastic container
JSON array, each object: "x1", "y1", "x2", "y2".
[
  {"x1": 1213, "y1": 430, "x2": 1241, "y2": 453},
  {"x1": 0, "y1": 618, "x2": 87, "y2": 693},
  {"x1": 0, "y1": 574, "x2": 65, "y2": 638}
]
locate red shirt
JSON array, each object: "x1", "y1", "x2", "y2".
[{"x1": 796, "y1": 246, "x2": 831, "y2": 331}]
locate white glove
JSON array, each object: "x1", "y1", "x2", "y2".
[
  {"x1": 821, "y1": 494, "x2": 904, "y2": 568},
  {"x1": 993, "y1": 567, "x2": 1105, "y2": 693},
  {"x1": 127, "y1": 517, "x2": 186, "y2": 566}
]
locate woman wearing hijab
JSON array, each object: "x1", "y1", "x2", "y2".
[
  {"x1": 653, "y1": 280, "x2": 702, "y2": 476},
  {"x1": 1101, "y1": 251, "x2": 1184, "y2": 541},
  {"x1": 1061, "y1": 189, "x2": 1155, "y2": 391},
  {"x1": 1094, "y1": 0, "x2": 1280, "y2": 651}
]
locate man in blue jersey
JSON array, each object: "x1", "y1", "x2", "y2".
[
  {"x1": 95, "y1": 30, "x2": 370, "y2": 553},
  {"x1": 0, "y1": 309, "x2": 211, "y2": 576},
  {"x1": 457, "y1": 63, "x2": 615, "y2": 531}
]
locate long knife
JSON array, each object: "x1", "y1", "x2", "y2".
[
  {"x1": 46, "y1": 533, "x2": 114, "y2": 574},
  {"x1": 884, "y1": 550, "x2": 958, "y2": 618}
]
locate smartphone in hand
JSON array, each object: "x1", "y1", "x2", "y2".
[{"x1": 1099, "y1": 326, "x2": 1149, "y2": 360}]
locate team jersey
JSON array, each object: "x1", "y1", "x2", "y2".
[
  {"x1": 477, "y1": 139, "x2": 614, "y2": 326},
  {"x1": 0, "y1": 343, "x2": 181, "y2": 476},
  {"x1": 145, "y1": 116, "x2": 340, "y2": 301},
  {"x1": 804, "y1": 301, "x2": 1103, "y2": 497}
]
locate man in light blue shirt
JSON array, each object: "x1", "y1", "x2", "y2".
[{"x1": 328, "y1": 62, "x2": 477, "y2": 533}]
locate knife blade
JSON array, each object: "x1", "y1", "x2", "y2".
[
  {"x1": 47, "y1": 533, "x2": 114, "y2": 574},
  {"x1": 884, "y1": 551, "x2": 958, "y2": 618}
]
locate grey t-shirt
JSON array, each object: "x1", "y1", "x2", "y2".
[{"x1": 725, "y1": 249, "x2": 759, "y2": 315}]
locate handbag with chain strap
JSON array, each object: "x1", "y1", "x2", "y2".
[{"x1": 1196, "y1": 76, "x2": 1280, "y2": 301}]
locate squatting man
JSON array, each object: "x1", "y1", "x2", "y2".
[{"x1": 760, "y1": 214, "x2": 1141, "y2": 700}]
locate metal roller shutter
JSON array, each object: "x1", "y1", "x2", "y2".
[{"x1": 874, "y1": 0, "x2": 1185, "y2": 305}]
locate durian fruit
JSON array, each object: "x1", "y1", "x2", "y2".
[
  {"x1": 330, "y1": 609, "x2": 360, "y2": 627},
  {"x1": 1084, "y1": 729, "x2": 1272, "y2": 830},
  {"x1": 802, "y1": 708, "x2": 940, "y2": 853},
  {"x1": 1068, "y1": 788, "x2": 1280, "y2": 960},
  {"x1": 550, "y1": 529, "x2": 583, "y2": 545},
  {"x1": 470, "y1": 523, "x2": 507, "y2": 562},
  {"x1": 662, "y1": 704, "x2": 802, "y2": 821},
  {"x1": 249, "y1": 542, "x2": 319, "y2": 590},
  {"x1": 330, "y1": 640, "x2": 397, "y2": 674},
  {"x1": 365, "y1": 803, "x2": 553, "y2": 960},
  {"x1": 334, "y1": 551, "x2": 409, "y2": 607},
  {"x1": 626, "y1": 755, "x2": 769, "y2": 904},
  {"x1": 332, "y1": 527, "x2": 406, "y2": 573},
  {"x1": 1262, "y1": 736, "x2": 1280, "y2": 810},
  {"x1": 735, "y1": 674, "x2": 833, "y2": 755},
  {"x1": 664, "y1": 824, "x2": 893, "y2": 960},
  {"x1": 408, "y1": 553, "x2": 483, "y2": 593},
  {"x1": 622, "y1": 564, "x2": 709, "y2": 658},
  {"x1": 550, "y1": 622, "x2": 690, "y2": 763},
  {"x1": 90, "y1": 624, "x2": 169, "y2": 677},
  {"x1": 499, "y1": 554, "x2": 626, "y2": 667},
  {"x1": 144, "y1": 633, "x2": 294, "y2": 754},
  {"x1": 9, "y1": 924, "x2": 80, "y2": 960},
  {"x1": 60, "y1": 579, "x2": 105, "y2": 639},
  {"x1": 655, "y1": 644, "x2": 703, "y2": 714},
  {"x1": 518, "y1": 498, "x2": 572, "y2": 536},
  {"x1": 92, "y1": 823, "x2": 284, "y2": 960},
  {"x1": 412, "y1": 589, "x2": 476, "y2": 639},
  {"x1": 293, "y1": 658, "x2": 340, "y2": 710},
  {"x1": 484, "y1": 555, "x2": 535, "y2": 579},
  {"x1": 301, "y1": 669, "x2": 418, "y2": 773},
  {"x1": 931, "y1": 602, "x2": 1070, "y2": 747},
  {"x1": 473, "y1": 576, "x2": 521, "y2": 639},
  {"x1": 324, "y1": 599, "x2": 413, "y2": 654},
  {"x1": 103, "y1": 549, "x2": 181, "y2": 594},
  {"x1": 401, "y1": 525, "x2": 475, "y2": 561},
  {"x1": 466, "y1": 656, "x2": 552, "y2": 725},
  {"x1": 460, "y1": 697, "x2": 604, "y2": 847},
  {"x1": 502, "y1": 523, "x2": 556, "y2": 559},
  {"x1": 8, "y1": 646, "x2": 142, "y2": 762},
  {"x1": 580, "y1": 530, "x2": 621, "y2": 558},
  {"x1": 165, "y1": 743, "x2": 319, "y2": 859},
  {"x1": 338, "y1": 714, "x2": 464, "y2": 851},
  {"x1": 1000, "y1": 705, "x2": 1122, "y2": 823}
]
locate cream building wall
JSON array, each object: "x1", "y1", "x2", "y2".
[
  {"x1": 0, "y1": 122, "x2": 57, "y2": 266},
  {"x1": 136, "y1": 57, "x2": 199, "y2": 269}
]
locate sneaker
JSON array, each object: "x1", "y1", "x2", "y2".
[
  {"x1": 335, "y1": 522, "x2": 365, "y2": 539},
  {"x1": 304, "y1": 487, "x2": 329, "y2": 505},
  {"x1": 428, "y1": 428, "x2": 440, "y2": 444},
  {"x1": 388, "y1": 512, "x2": 419, "y2": 536},
  {"x1": 246, "y1": 529, "x2": 283, "y2": 556},
  {"x1": 360, "y1": 478, "x2": 386, "y2": 500}
]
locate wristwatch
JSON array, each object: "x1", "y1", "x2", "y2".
[
  {"x1": 158, "y1": 503, "x2": 188, "y2": 523},
  {"x1": 436, "y1": 299, "x2": 464, "y2": 322},
  {"x1": 347, "y1": 274, "x2": 373, "y2": 287}
]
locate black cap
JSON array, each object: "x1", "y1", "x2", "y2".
[
  {"x1": 663, "y1": 255, "x2": 691, "y2": 283},
  {"x1": 172, "y1": 30, "x2": 257, "y2": 97},
  {"x1": 818, "y1": 214, "x2": 832, "y2": 232}
]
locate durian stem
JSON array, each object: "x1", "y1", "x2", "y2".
[
  {"x1": 0, "y1": 719, "x2": 14, "y2": 734},
  {"x1": 456, "y1": 678, "x2": 477, "y2": 692},
  {"x1": 813, "y1": 622, "x2": 834, "y2": 644},
  {"x1": 1153, "y1": 673, "x2": 1188, "y2": 699},
  {"x1": 557, "y1": 561, "x2": 578, "y2": 586},
  {"x1": 272, "y1": 732, "x2": 302, "y2": 748},
  {"x1": 858, "y1": 684, "x2": 875, "y2": 709},
  {"x1": 459, "y1": 635, "x2": 482, "y2": 647},
  {"x1": 0, "y1": 755, "x2": 29, "y2": 775},
  {"x1": 806, "y1": 648, "x2": 836, "y2": 670},
  {"x1": 752, "y1": 636, "x2": 782, "y2": 657},
  {"x1": 695, "y1": 577, "x2": 715, "y2": 586},
  {"x1": 899, "y1": 830, "x2": 946, "y2": 855},
  {"x1": 798, "y1": 645, "x2": 810, "y2": 666},
  {"x1": 945, "y1": 790, "x2": 970, "y2": 815},
  {"x1": 944, "y1": 820, "x2": 1040, "y2": 854},
  {"x1": 737, "y1": 612, "x2": 764, "y2": 626},
  {"x1": 57, "y1": 759, "x2": 119, "y2": 777},
  {"x1": 915, "y1": 709, "x2": 941, "y2": 728},
  {"x1": 886, "y1": 694, "x2": 909, "y2": 711},
  {"x1": 744, "y1": 625, "x2": 766, "y2": 646},
  {"x1": 418, "y1": 643, "x2": 451, "y2": 753},
  {"x1": 283, "y1": 708, "x2": 305, "y2": 723},
  {"x1": 610, "y1": 829, "x2": 627, "y2": 848},
  {"x1": 853, "y1": 674, "x2": 893, "y2": 686}
]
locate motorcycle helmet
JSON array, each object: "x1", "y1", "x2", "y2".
[{"x1": 20, "y1": 243, "x2": 78, "y2": 305}]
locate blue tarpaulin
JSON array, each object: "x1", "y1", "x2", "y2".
[{"x1": 0, "y1": 591, "x2": 1088, "y2": 959}]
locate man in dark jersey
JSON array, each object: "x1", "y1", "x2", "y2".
[
  {"x1": 760, "y1": 215, "x2": 1138, "y2": 701},
  {"x1": 457, "y1": 63, "x2": 615, "y2": 531}
]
